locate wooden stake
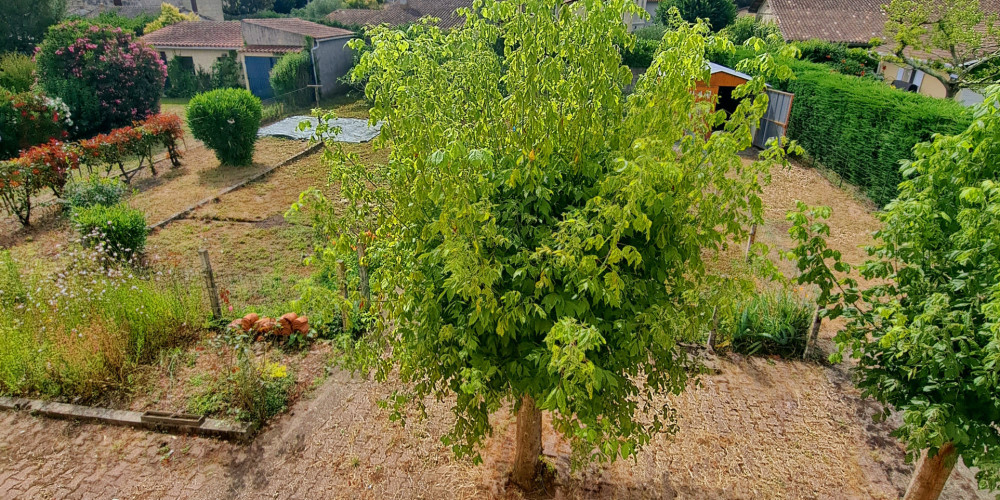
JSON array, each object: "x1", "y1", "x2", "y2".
[
  {"x1": 744, "y1": 224, "x2": 757, "y2": 263},
  {"x1": 199, "y1": 249, "x2": 222, "y2": 320},
  {"x1": 357, "y1": 241, "x2": 370, "y2": 309},
  {"x1": 336, "y1": 259, "x2": 349, "y2": 331},
  {"x1": 802, "y1": 306, "x2": 822, "y2": 360},
  {"x1": 707, "y1": 306, "x2": 719, "y2": 352}
]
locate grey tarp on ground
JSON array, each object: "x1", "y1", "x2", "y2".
[{"x1": 257, "y1": 117, "x2": 382, "y2": 143}]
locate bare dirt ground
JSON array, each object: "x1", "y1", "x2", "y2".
[{"x1": 0, "y1": 149, "x2": 993, "y2": 498}]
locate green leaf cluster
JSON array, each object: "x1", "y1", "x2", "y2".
[
  {"x1": 780, "y1": 58, "x2": 972, "y2": 207},
  {"x1": 314, "y1": 0, "x2": 792, "y2": 464},
  {"x1": 790, "y1": 86, "x2": 1000, "y2": 490}
]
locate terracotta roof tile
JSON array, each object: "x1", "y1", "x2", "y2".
[
  {"x1": 327, "y1": 0, "x2": 472, "y2": 29},
  {"x1": 141, "y1": 21, "x2": 243, "y2": 48},
  {"x1": 242, "y1": 18, "x2": 355, "y2": 39},
  {"x1": 241, "y1": 45, "x2": 304, "y2": 53},
  {"x1": 760, "y1": 0, "x2": 888, "y2": 45}
]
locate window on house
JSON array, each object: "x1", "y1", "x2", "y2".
[
  {"x1": 176, "y1": 56, "x2": 195, "y2": 73},
  {"x1": 113, "y1": 0, "x2": 122, "y2": 5}
]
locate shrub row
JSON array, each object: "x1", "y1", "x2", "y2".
[
  {"x1": 0, "y1": 113, "x2": 183, "y2": 225},
  {"x1": 777, "y1": 59, "x2": 972, "y2": 206},
  {"x1": 0, "y1": 88, "x2": 74, "y2": 160}
]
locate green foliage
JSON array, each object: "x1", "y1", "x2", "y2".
[
  {"x1": 291, "y1": 0, "x2": 346, "y2": 20},
  {"x1": 657, "y1": 0, "x2": 737, "y2": 31},
  {"x1": 306, "y1": 0, "x2": 794, "y2": 464},
  {"x1": 224, "y1": 0, "x2": 276, "y2": 16},
  {"x1": 187, "y1": 88, "x2": 262, "y2": 166},
  {"x1": 144, "y1": 3, "x2": 200, "y2": 34},
  {"x1": 0, "y1": 88, "x2": 71, "y2": 160},
  {"x1": 166, "y1": 57, "x2": 199, "y2": 98},
  {"x1": 884, "y1": 0, "x2": 1000, "y2": 98},
  {"x1": 794, "y1": 39, "x2": 879, "y2": 78},
  {"x1": 788, "y1": 86, "x2": 1000, "y2": 490},
  {"x1": 269, "y1": 50, "x2": 314, "y2": 106},
  {"x1": 0, "y1": 248, "x2": 206, "y2": 398},
  {"x1": 85, "y1": 11, "x2": 157, "y2": 36},
  {"x1": 0, "y1": 0, "x2": 65, "y2": 54},
  {"x1": 36, "y1": 21, "x2": 166, "y2": 138},
  {"x1": 727, "y1": 290, "x2": 814, "y2": 358},
  {"x1": 780, "y1": 59, "x2": 971, "y2": 207},
  {"x1": 720, "y1": 16, "x2": 781, "y2": 46},
  {"x1": 211, "y1": 52, "x2": 244, "y2": 89},
  {"x1": 621, "y1": 38, "x2": 659, "y2": 68},
  {"x1": 633, "y1": 24, "x2": 667, "y2": 41},
  {"x1": 188, "y1": 337, "x2": 294, "y2": 423},
  {"x1": 0, "y1": 53, "x2": 37, "y2": 93},
  {"x1": 63, "y1": 174, "x2": 128, "y2": 209},
  {"x1": 72, "y1": 203, "x2": 149, "y2": 259}
]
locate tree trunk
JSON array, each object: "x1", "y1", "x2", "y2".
[
  {"x1": 903, "y1": 442, "x2": 958, "y2": 500},
  {"x1": 511, "y1": 394, "x2": 542, "y2": 490}
]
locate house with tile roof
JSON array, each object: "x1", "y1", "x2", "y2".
[
  {"x1": 143, "y1": 18, "x2": 356, "y2": 99},
  {"x1": 749, "y1": 0, "x2": 998, "y2": 105}
]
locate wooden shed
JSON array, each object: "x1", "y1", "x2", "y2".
[
  {"x1": 694, "y1": 62, "x2": 795, "y2": 149},
  {"x1": 695, "y1": 62, "x2": 754, "y2": 116}
]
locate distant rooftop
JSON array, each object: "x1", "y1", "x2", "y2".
[
  {"x1": 141, "y1": 21, "x2": 243, "y2": 49},
  {"x1": 327, "y1": 0, "x2": 473, "y2": 29},
  {"x1": 242, "y1": 18, "x2": 355, "y2": 40}
]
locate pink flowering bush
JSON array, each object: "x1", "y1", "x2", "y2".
[
  {"x1": 36, "y1": 21, "x2": 166, "y2": 138},
  {"x1": 0, "y1": 87, "x2": 73, "y2": 160}
]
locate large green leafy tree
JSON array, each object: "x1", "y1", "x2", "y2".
[
  {"x1": 789, "y1": 86, "x2": 1000, "y2": 500},
  {"x1": 884, "y1": 0, "x2": 1000, "y2": 100},
  {"x1": 0, "y1": 0, "x2": 65, "y2": 54},
  {"x1": 306, "y1": 0, "x2": 791, "y2": 488},
  {"x1": 657, "y1": 0, "x2": 737, "y2": 31}
]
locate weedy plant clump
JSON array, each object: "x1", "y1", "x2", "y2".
[{"x1": 0, "y1": 246, "x2": 207, "y2": 399}]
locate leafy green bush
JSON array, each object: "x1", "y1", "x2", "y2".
[
  {"x1": 211, "y1": 52, "x2": 243, "y2": 90},
  {"x1": 621, "y1": 38, "x2": 659, "y2": 68},
  {"x1": 83, "y1": 11, "x2": 157, "y2": 36},
  {"x1": 657, "y1": 0, "x2": 737, "y2": 31},
  {"x1": 0, "y1": 88, "x2": 72, "y2": 160},
  {"x1": 794, "y1": 39, "x2": 879, "y2": 78},
  {"x1": 72, "y1": 203, "x2": 149, "y2": 259},
  {"x1": 779, "y1": 59, "x2": 971, "y2": 206},
  {"x1": 63, "y1": 175, "x2": 127, "y2": 209},
  {"x1": 36, "y1": 21, "x2": 166, "y2": 138},
  {"x1": 728, "y1": 290, "x2": 813, "y2": 357},
  {"x1": 144, "y1": 3, "x2": 199, "y2": 34},
  {"x1": 165, "y1": 57, "x2": 199, "y2": 98},
  {"x1": 269, "y1": 51, "x2": 314, "y2": 107},
  {"x1": 0, "y1": 52, "x2": 36, "y2": 92},
  {"x1": 633, "y1": 25, "x2": 667, "y2": 41},
  {"x1": 720, "y1": 15, "x2": 781, "y2": 46},
  {"x1": 187, "y1": 88, "x2": 262, "y2": 166}
]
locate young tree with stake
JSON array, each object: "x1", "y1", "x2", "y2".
[
  {"x1": 308, "y1": 0, "x2": 794, "y2": 488},
  {"x1": 788, "y1": 86, "x2": 1000, "y2": 500}
]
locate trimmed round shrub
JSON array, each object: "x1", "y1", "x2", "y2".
[
  {"x1": 0, "y1": 88, "x2": 73, "y2": 160},
  {"x1": 63, "y1": 174, "x2": 127, "y2": 209},
  {"x1": 269, "y1": 51, "x2": 314, "y2": 107},
  {"x1": 187, "y1": 88, "x2": 262, "y2": 166},
  {"x1": 657, "y1": 0, "x2": 737, "y2": 31},
  {"x1": 36, "y1": 21, "x2": 167, "y2": 138},
  {"x1": 0, "y1": 53, "x2": 37, "y2": 93},
  {"x1": 72, "y1": 203, "x2": 148, "y2": 259}
]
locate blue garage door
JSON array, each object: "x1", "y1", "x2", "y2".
[{"x1": 245, "y1": 56, "x2": 278, "y2": 99}]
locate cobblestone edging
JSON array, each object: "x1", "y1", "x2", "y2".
[{"x1": 0, "y1": 397, "x2": 254, "y2": 442}]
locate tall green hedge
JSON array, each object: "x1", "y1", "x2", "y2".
[{"x1": 778, "y1": 60, "x2": 971, "y2": 206}]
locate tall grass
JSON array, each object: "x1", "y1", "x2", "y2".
[
  {"x1": 727, "y1": 290, "x2": 814, "y2": 358},
  {"x1": 0, "y1": 247, "x2": 207, "y2": 399}
]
